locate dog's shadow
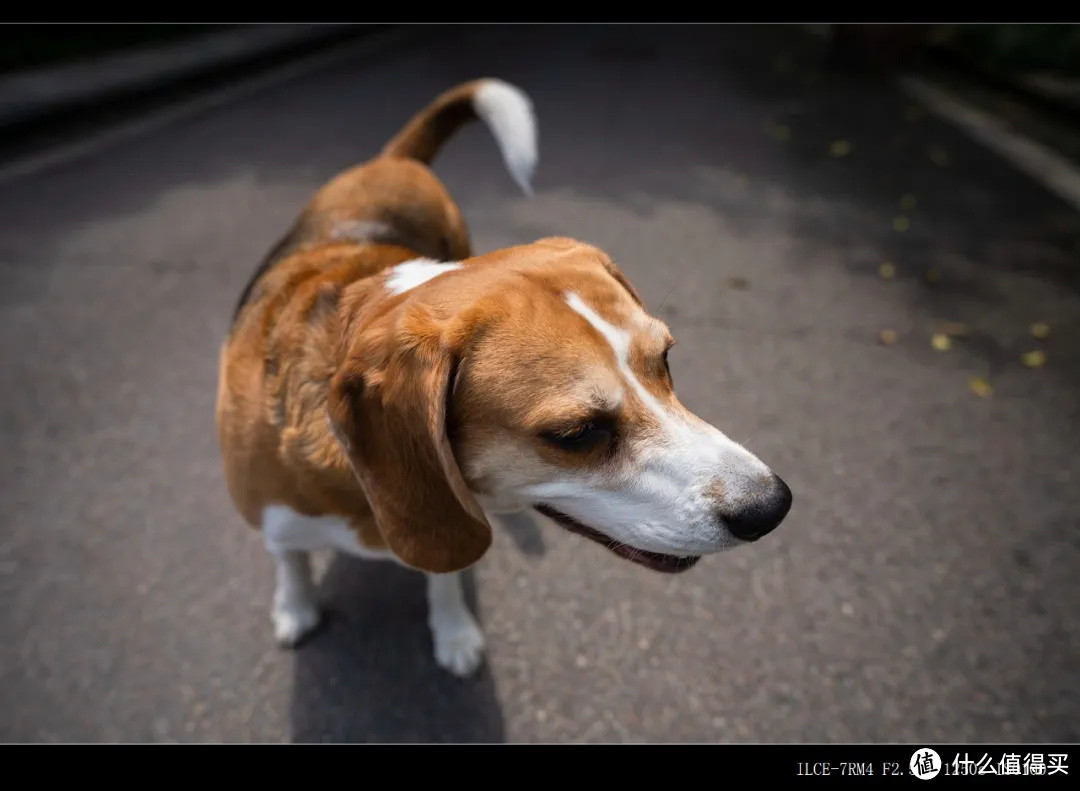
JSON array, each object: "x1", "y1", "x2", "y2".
[{"x1": 289, "y1": 555, "x2": 506, "y2": 742}]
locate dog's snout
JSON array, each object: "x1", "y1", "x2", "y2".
[{"x1": 722, "y1": 475, "x2": 792, "y2": 542}]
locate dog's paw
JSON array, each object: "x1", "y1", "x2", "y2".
[
  {"x1": 272, "y1": 601, "x2": 320, "y2": 647},
  {"x1": 432, "y1": 616, "x2": 486, "y2": 677}
]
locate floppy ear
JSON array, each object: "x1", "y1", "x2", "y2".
[{"x1": 327, "y1": 304, "x2": 491, "y2": 573}]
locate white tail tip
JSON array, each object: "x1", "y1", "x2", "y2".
[{"x1": 473, "y1": 79, "x2": 538, "y2": 196}]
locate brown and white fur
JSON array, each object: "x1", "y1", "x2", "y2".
[{"x1": 216, "y1": 79, "x2": 792, "y2": 677}]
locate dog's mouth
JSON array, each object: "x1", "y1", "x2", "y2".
[{"x1": 534, "y1": 504, "x2": 701, "y2": 573}]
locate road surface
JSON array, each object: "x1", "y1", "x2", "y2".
[{"x1": 1, "y1": 25, "x2": 1078, "y2": 742}]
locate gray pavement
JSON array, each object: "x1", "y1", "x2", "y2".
[{"x1": 0, "y1": 24, "x2": 1078, "y2": 743}]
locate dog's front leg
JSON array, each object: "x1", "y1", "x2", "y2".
[
  {"x1": 268, "y1": 548, "x2": 320, "y2": 646},
  {"x1": 426, "y1": 572, "x2": 485, "y2": 677},
  {"x1": 262, "y1": 505, "x2": 324, "y2": 646}
]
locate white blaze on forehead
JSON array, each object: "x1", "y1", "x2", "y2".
[
  {"x1": 385, "y1": 258, "x2": 462, "y2": 295},
  {"x1": 564, "y1": 291, "x2": 671, "y2": 426}
]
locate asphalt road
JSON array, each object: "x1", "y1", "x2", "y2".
[{"x1": 1, "y1": 25, "x2": 1078, "y2": 743}]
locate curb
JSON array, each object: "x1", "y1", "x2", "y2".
[
  {"x1": 924, "y1": 45, "x2": 1080, "y2": 126},
  {"x1": 0, "y1": 26, "x2": 422, "y2": 186},
  {"x1": 0, "y1": 24, "x2": 374, "y2": 132},
  {"x1": 803, "y1": 24, "x2": 1080, "y2": 122}
]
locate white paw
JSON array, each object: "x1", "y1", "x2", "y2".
[
  {"x1": 272, "y1": 601, "x2": 320, "y2": 647},
  {"x1": 432, "y1": 616, "x2": 486, "y2": 677}
]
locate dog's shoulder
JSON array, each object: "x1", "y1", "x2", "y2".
[{"x1": 221, "y1": 242, "x2": 418, "y2": 516}]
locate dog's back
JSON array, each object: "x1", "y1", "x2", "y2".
[
  {"x1": 230, "y1": 79, "x2": 537, "y2": 323},
  {"x1": 217, "y1": 79, "x2": 537, "y2": 528}
]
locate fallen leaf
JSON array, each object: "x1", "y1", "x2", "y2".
[
  {"x1": 879, "y1": 262, "x2": 896, "y2": 279},
  {"x1": 893, "y1": 216, "x2": 911, "y2": 232},
  {"x1": 829, "y1": 139, "x2": 852, "y2": 158},
  {"x1": 1030, "y1": 321, "x2": 1051, "y2": 340},
  {"x1": 939, "y1": 321, "x2": 970, "y2": 337},
  {"x1": 924, "y1": 267, "x2": 942, "y2": 284},
  {"x1": 929, "y1": 146, "x2": 950, "y2": 166},
  {"x1": 879, "y1": 329, "x2": 898, "y2": 345},
  {"x1": 762, "y1": 121, "x2": 791, "y2": 142},
  {"x1": 998, "y1": 99, "x2": 1024, "y2": 119},
  {"x1": 1021, "y1": 349, "x2": 1047, "y2": 368},
  {"x1": 968, "y1": 376, "x2": 993, "y2": 398},
  {"x1": 931, "y1": 333, "x2": 952, "y2": 351},
  {"x1": 900, "y1": 193, "x2": 918, "y2": 211}
]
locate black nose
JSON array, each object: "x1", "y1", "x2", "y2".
[{"x1": 725, "y1": 475, "x2": 792, "y2": 541}]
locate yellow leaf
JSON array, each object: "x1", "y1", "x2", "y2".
[
  {"x1": 968, "y1": 377, "x2": 993, "y2": 398},
  {"x1": 999, "y1": 99, "x2": 1023, "y2": 119},
  {"x1": 939, "y1": 321, "x2": 970, "y2": 337},
  {"x1": 879, "y1": 262, "x2": 896, "y2": 279},
  {"x1": 929, "y1": 146, "x2": 950, "y2": 166},
  {"x1": 879, "y1": 329, "x2": 898, "y2": 345},
  {"x1": 924, "y1": 267, "x2": 942, "y2": 284},
  {"x1": 900, "y1": 193, "x2": 918, "y2": 211},
  {"x1": 893, "y1": 216, "x2": 911, "y2": 232},
  {"x1": 1030, "y1": 321, "x2": 1051, "y2": 340},
  {"x1": 829, "y1": 139, "x2": 852, "y2": 158},
  {"x1": 931, "y1": 333, "x2": 952, "y2": 351},
  {"x1": 1021, "y1": 350, "x2": 1047, "y2": 368}
]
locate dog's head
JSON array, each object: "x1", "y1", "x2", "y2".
[{"x1": 328, "y1": 237, "x2": 791, "y2": 573}]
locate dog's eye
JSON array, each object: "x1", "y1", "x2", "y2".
[
  {"x1": 541, "y1": 421, "x2": 611, "y2": 452},
  {"x1": 662, "y1": 346, "x2": 673, "y2": 378}
]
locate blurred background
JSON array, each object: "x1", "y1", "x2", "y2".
[{"x1": 0, "y1": 23, "x2": 1077, "y2": 743}]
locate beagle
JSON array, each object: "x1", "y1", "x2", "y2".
[{"x1": 216, "y1": 78, "x2": 792, "y2": 677}]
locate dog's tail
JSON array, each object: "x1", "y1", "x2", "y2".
[{"x1": 381, "y1": 78, "x2": 538, "y2": 195}]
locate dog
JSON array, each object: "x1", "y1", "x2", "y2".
[{"x1": 216, "y1": 78, "x2": 792, "y2": 677}]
